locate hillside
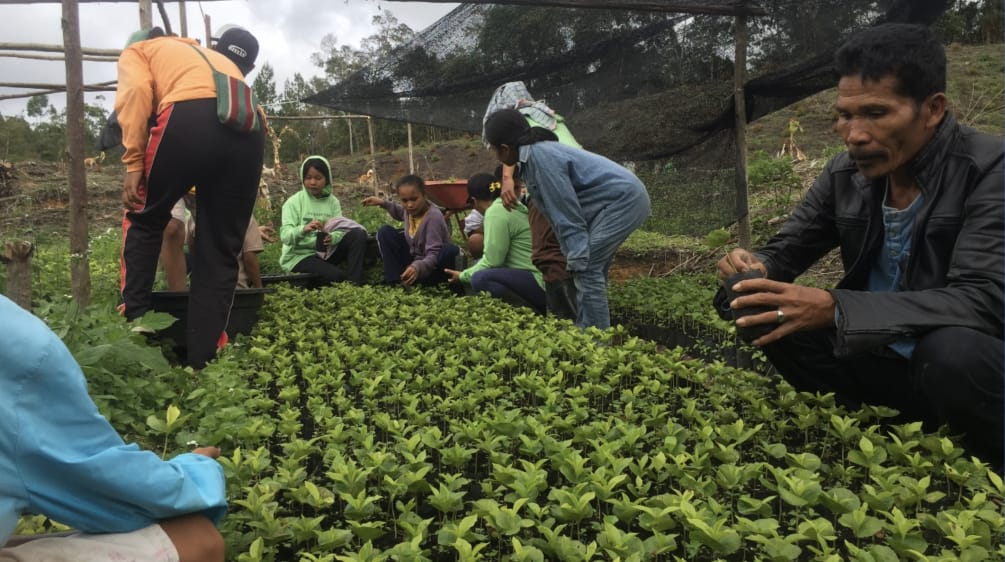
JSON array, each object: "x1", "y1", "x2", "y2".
[{"x1": 0, "y1": 43, "x2": 1001, "y2": 267}]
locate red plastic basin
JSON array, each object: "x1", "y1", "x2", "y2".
[{"x1": 425, "y1": 180, "x2": 471, "y2": 211}]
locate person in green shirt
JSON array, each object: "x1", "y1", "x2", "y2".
[
  {"x1": 279, "y1": 156, "x2": 366, "y2": 285},
  {"x1": 445, "y1": 171, "x2": 545, "y2": 313}
]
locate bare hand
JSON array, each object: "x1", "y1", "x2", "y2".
[
  {"x1": 323, "y1": 233, "x2": 332, "y2": 247},
  {"x1": 500, "y1": 167, "x2": 519, "y2": 211},
  {"x1": 362, "y1": 196, "x2": 385, "y2": 207},
  {"x1": 192, "y1": 446, "x2": 221, "y2": 459},
  {"x1": 122, "y1": 170, "x2": 145, "y2": 210},
  {"x1": 444, "y1": 268, "x2": 461, "y2": 284},
  {"x1": 303, "y1": 219, "x2": 323, "y2": 233},
  {"x1": 400, "y1": 266, "x2": 418, "y2": 287},
  {"x1": 717, "y1": 248, "x2": 768, "y2": 282},
  {"x1": 258, "y1": 224, "x2": 277, "y2": 243},
  {"x1": 728, "y1": 278, "x2": 835, "y2": 345}
]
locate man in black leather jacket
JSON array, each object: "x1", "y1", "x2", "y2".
[{"x1": 715, "y1": 23, "x2": 1003, "y2": 466}]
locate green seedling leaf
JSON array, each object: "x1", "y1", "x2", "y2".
[
  {"x1": 130, "y1": 310, "x2": 178, "y2": 332},
  {"x1": 838, "y1": 505, "x2": 884, "y2": 538},
  {"x1": 820, "y1": 487, "x2": 860, "y2": 515}
]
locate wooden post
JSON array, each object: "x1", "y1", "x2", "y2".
[
  {"x1": 367, "y1": 116, "x2": 378, "y2": 195},
  {"x1": 178, "y1": 0, "x2": 188, "y2": 37},
  {"x1": 407, "y1": 122, "x2": 414, "y2": 174},
  {"x1": 139, "y1": 0, "x2": 153, "y2": 29},
  {"x1": 733, "y1": 11, "x2": 751, "y2": 250},
  {"x1": 347, "y1": 117, "x2": 354, "y2": 155},
  {"x1": 62, "y1": 0, "x2": 91, "y2": 307},
  {"x1": 204, "y1": 14, "x2": 212, "y2": 47},
  {"x1": 1, "y1": 241, "x2": 34, "y2": 311}
]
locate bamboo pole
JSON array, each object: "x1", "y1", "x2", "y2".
[
  {"x1": 62, "y1": 0, "x2": 91, "y2": 307},
  {"x1": 178, "y1": 0, "x2": 187, "y2": 37},
  {"x1": 733, "y1": 11, "x2": 751, "y2": 250},
  {"x1": 347, "y1": 118, "x2": 354, "y2": 155},
  {"x1": 0, "y1": 80, "x2": 116, "y2": 89},
  {"x1": 265, "y1": 114, "x2": 371, "y2": 120},
  {"x1": 139, "y1": 0, "x2": 152, "y2": 29},
  {"x1": 0, "y1": 85, "x2": 116, "y2": 101},
  {"x1": 367, "y1": 116, "x2": 378, "y2": 195},
  {"x1": 0, "y1": 42, "x2": 120, "y2": 56},
  {"x1": 407, "y1": 122, "x2": 414, "y2": 174},
  {"x1": 0, "y1": 52, "x2": 118, "y2": 62}
]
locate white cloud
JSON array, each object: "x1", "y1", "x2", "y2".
[{"x1": 0, "y1": 1, "x2": 456, "y2": 117}]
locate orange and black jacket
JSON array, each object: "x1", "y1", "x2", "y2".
[{"x1": 114, "y1": 36, "x2": 247, "y2": 173}]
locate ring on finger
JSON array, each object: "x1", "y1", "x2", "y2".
[{"x1": 776, "y1": 308, "x2": 786, "y2": 324}]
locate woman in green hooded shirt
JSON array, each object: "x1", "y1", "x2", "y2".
[{"x1": 279, "y1": 156, "x2": 367, "y2": 285}]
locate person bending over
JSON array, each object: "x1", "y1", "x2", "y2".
[{"x1": 484, "y1": 109, "x2": 651, "y2": 329}]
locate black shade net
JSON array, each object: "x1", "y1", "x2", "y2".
[{"x1": 306, "y1": 0, "x2": 946, "y2": 235}]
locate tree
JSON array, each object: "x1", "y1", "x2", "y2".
[
  {"x1": 25, "y1": 95, "x2": 51, "y2": 123},
  {"x1": 253, "y1": 62, "x2": 278, "y2": 109}
]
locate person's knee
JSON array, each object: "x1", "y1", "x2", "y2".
[
  {"x1": 470, "y1": 271, "x2": 490, "y2": 293},
  {"x1": 159, "y1": 515, "x2": 225, "y2": 562},
  {"x1": 162, "y1": 218, "x2": 185, "y2": 245},
  {"x1": 914, "y1": 326, "x2": 1002, "y2": 400},
  {"x1": 343, "y1": 228, "x2": 367, "y2": 244},
  {"x1": 376, "y1": 225, "x2": 396, "y2": 240},
  {"x1": 467, "y1": 233, "x2": 484, "y2": 259}
]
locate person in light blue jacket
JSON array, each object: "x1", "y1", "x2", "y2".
[
  {"x1": 484, "y1": 108, "x2": 651, "y2": 329},
  {"x1": 0, "y1": 295, "x2": 227, "y2": 561}
]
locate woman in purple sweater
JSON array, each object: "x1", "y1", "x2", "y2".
[{"x1": 363, "y1": 174, "x2": 459, "y2": 287}]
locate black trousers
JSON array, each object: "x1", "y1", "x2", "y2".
[
  {"x1": 544, "y1": 278, "x2": 577, "y2": 321},
  {"x1": 764, "y1": 326, "x2": 1003, "y2": 468},
  {"x1": 292, "y1": 229, "x2": 367, "y2": 286},
  {"x1": 376, "y1": 225, "x2": 458, "y2": 285},
  {"x1": 120, "y1": 99, "x2": 264, "y2": 369}
]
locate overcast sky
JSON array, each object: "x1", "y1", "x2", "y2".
[{"x1": 0, "y1": 0, "x2": 458, "y2": 117}]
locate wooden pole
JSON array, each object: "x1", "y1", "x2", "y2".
[
  {"x1": 733, "y1": 11, "x2": 751, "y2": 251},
  {"x1": 0, "y1": 86, "x2": 116, "y2": 101},
  {"x1": 347, "y1": 118, "x2": 354, "y2": 155},
  {"x1": 0, "y1": 80, "x2": 116, "y2": 89},
  {"x1": 0, "y1": 52, "x2": 118, "y2": 62},
  {"x1": 407, "y1": 122, "x2": 414, "y2": 174},
  {"x1": 0, "y1": 42, "x2": 121, "y2": 57},
  {"x1": 367, "y1": 117, "x2": 378, "y2": 195},
  {"x1": 1, "y1": 241, "x2": 34, "y2": 311},
  {"x1": 61, "y1": 0, "x2": 91, "y2": 307},
  {"x1": 178, "y1": 0, "x2": 187, "y2": 37},
  {"x1": 266, "y1": 114, "x2": 371, "y2": 120},
  {"x1": 139, "y1": 0, "x2": 153, "y2": 28},
  {"x1": 204, "y1": 14, "x2": 212, "y2": 47}
]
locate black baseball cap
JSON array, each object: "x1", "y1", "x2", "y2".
[{"x1": 213, "y1": 25, "x2": 259, "y2": 75}]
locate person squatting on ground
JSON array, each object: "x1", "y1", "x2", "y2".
[
  {"x1": 445, "y1": 171, "x2": 546, "y2": 313},
  {"x1": 713, "y1": 23, "x2": 1003, "y2": 467},
  {"x1": 484, "y1": 108, "x2": 651, "y2": 329},
  {"x1": 116, "y1": 26, "x2": 264, "y2": 369},
  {"x1": 363, "y1": 175, "x2": 460, "y2": 288},
  {"x1": 161, "y1": 195, "x2": 191, "y2": 291},
  {"x1": 483, "y1": 81, "x2": 579, "y2": 320},
  {"x1": 0, "y1": 296, "x2": 227, "y2": 562},
  {"x1": 279, "y1": 156, "x2": 367, "y2": 286},
  {"x1": 188, "y1": 213, "x2": 267, "y2": 290},
  {"x1": 462, "y1": 209, "x2": 485, "y2": 260}
]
